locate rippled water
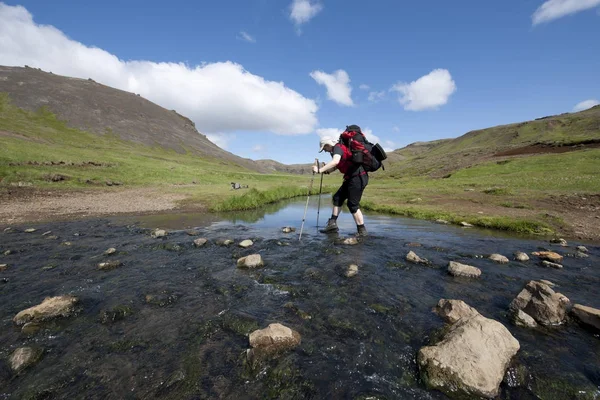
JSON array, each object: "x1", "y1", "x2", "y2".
[{"x1": 1, "y1": 196, "x2": 599, "y2": 399}]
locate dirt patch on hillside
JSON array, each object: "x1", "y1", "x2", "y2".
[
  {"x1": 494, "y1": 140, "x2": 600, "y2": 157},
  {"x1": 0, "y1": 187, "x2": 188, "y2": 225}
]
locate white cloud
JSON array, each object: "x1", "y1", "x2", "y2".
[
  {"x1": 252, "y1": 144, "x2": 264, "y2": 152},
  {"x1": 317, "y1": 127, "x2": 382, "y2": 145},
  {"x1": 206, "y1": 133, "x2": 235, "y2": 149},
  {"x1": 310, "y1": 69, "x2": 354, "y2": 106},
  {"x1": 573, "y1": 99, "x2": 600, "y2": 112},
  {"x1": 391, "y1": 69, "x2": 456, "y2": 111},
  {"x1": 238, "y1": 31, "x2": 256, "y2": 43},
  {"x1": 368, "y1": 90, "x2": 386, "y2": 102},
  {"x1": 0, "y1": 3, "x2": 318, "y2": 135},
  {"x1": 532, "y1": 0, "x2": 600, "y2": 25},
  {"x1": 289, "y1": 0, "x2": 323, "y2": 27},
  {"x1": 359, "y1": 84, "x2": 370, "y2": 90},
  {"x1": 383, "y1": 140, "x2": 396, "y2": 153}
]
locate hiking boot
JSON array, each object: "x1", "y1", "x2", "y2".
[
  {"x1": 356, "y1": 225, "x2": 368, "y2": 237},
  {"x1": 320, "y1": 218, "x2": 339, "y2": 233}
]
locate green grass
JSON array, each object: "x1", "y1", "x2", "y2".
[{"x1": 361, "y1": 201, "x2": 553, "y2": 235}]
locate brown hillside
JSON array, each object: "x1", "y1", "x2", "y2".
[{"x1": 0, "y1": 66, "x2": 303, "y2": 174}]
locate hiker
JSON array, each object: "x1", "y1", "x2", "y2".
[{"x1": 312, "y1": 125, "x2": 370, "y2": 236}]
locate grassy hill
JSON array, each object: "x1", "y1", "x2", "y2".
[{"x1": 1, "y1": 65, "x2": 599, "y2": 238}]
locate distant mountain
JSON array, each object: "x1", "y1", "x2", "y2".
[
  {"x1": 0, "y1": 65, "x2": 305, "y2": 174},
  {"x1": 385, "y1": 105, "x2": 600, "y2": 177}
]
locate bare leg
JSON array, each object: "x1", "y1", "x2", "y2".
[
  {"x1": 332, "y1": 206, "x2": 341, "y2": 217},
  {"x1": 352, "y1": 209, "x2": 364, "y2": 225}
]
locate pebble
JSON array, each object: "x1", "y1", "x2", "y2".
[
  {"x1": 345, "y1": 264, "x2": 359, "y2": 278},
  {"x1": 62, "y1": 242, "x2": 72, "y2": 246},
  {"x1": 576, "y1": 246, "x2": 588, "y2": 253},
  {"x1": 24, "y1": 228, "x2": 36, "y2": 233},
  {"x1": 550, "y1": 238, "x2": 568, "y2": 247},
  {"x1": 41, "y1": 231, "x2": 52, "y2": 236},
  {"x1": 152, "y1": 229, "x2": 167, "y2": 238},
  {"x1": 542, "y1": 260, "x2": 563, "y2": 269},
  {"x1": 98, "y1": 261, "x2": 123, "y2": 271},
  {"x1": 239, "y1": 240, "x2": 254, "y2": 248},
  {"x1": 104, "y1": 248, "x2": 117, "y2": 255},
  {"x1": 193, "y1": 238, "x2": 208, "y2": 247},
  {"x1": 46, "y1": 235, "x2": 58, "y2": 240},
  {"x1": 406, "y1": 251, "x2": 428, "y2": 264},
  {"x1": 282, "y1": 227, "x2": 296, "y2": 233},
  {"x1": 435, "y1": 219, "x2": 450, "y2": 224},
  {"x1": 489, "y1": 254, "x2": 509, "y2": 264},
  {"x1": 0, "y1": 264, "x2": 7, "y2": 271},
  {"x1": 342, "y1": 237, "x2": 359, "y2": 245},
  {"x1": 3, "y1": 250, "x2": 11, "y2": 256},
  {"x1": 460, "y1": 222, "x2": 473, "y2": 227},
  {"x1": 514, "y1": 252, "x2": 529, "y2": 262}
]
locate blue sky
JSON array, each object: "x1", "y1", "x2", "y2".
[{"x1": 0, "y1": 0, "x2": 599, "y2": 164}]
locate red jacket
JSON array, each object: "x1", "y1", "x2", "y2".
[{"x1": 334, "y1": 143, "x2": 365, "y2": 180}]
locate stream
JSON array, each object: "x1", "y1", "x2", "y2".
[{"x1": 1, "y1": 195, "x2": 599, "y2": 399}]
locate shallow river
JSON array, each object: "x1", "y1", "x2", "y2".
[{"x1": 1, "y1": 196, "x2": 599, "y2": 399}]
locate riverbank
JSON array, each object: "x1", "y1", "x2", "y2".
[{"x1": 1, "y1": 183, "x2": 599, "y2": 242}]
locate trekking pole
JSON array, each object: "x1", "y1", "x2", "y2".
[
  {"x1": 316, "y1": 159, "x2": 324, "y2": 229},
  {"x1": 299, "y1": 159, "x2": 318, "y2": 241}
]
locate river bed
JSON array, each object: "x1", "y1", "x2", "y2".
[{"x1": 1, "y1": 196, "x2": 599, "y2": 399}]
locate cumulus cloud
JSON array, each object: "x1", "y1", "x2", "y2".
[
  {"x1": 237, "y1": 31, "x2": 256, "y2": 43},
  {"x1": 316, "y1": 127, "x2": 383, "y2": 146},
  {"x1": 359, "y1": 84, "x2": 370, "y2": 90},
  {"x1": 532, "y1": 0, "x2": 600, "y2": 25},
  {"x1": 368, "y1": 90, "x2": 386, "y2": 102},
  {"x1": 206, "y1": 133, "x2": 235, "y2": 149},
  {"x1": 391, "y1": 69, "x2": 456, "y2": 111},
  {"x1": 573, "y1": 99, "x2": 600, "y2": 112},
  {"x1": 0, "y1": 3, "x2": 318, "y2": 135},
  {"x1": 289, "y1": 0, "x2": 323, "y2": 27},
  {"x1": 310, "y1": 69, "x2": 354, "y2": 106}
]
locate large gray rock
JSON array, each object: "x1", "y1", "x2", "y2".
[
  {"x1": 418, "y1": 300, "x2": 520, "y2": 398},
  {"x1": 509, "y1": 281, "x2": 570, "y2": 326},
  {"x1": 249, "y1": 323, "x2": 301, "y2": 354},
  {"x1": 571, "y1": 304, "x2": 600, "y2": 332},
  {"x1": 9, "y1": 347, "x2": 43, "y2": 372},
  {"x1": 532, "y1": 251, "x2": 563, "y2": 263},
  {"x1": 448, "y1": 261, "x2": 481, "y2": 278},
  {"x1": 406, "y1": 251, "x2": 427, "y2": 264},
  {"x1": 513, "y1": 309, "x2": 538, "y2": 328},
  {"x1": 237, "y1": 254, "x2": 264, "y2": 268},
  {"x1": 13, "y1": 296, "x2": 79, "y2": 325},
  {"x1": 434, "y1": 299, "x2": 480, "y2": 324}
]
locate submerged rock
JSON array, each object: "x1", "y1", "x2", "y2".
[
  {"x1": 0, "y1": 264, "x2": 7, "y2": 272},
  {"x1": 249, "y1": 323, "x2": 301, "y2": 354},
  {"x1": 514, "y1": 251, "x2": 529, "y2": 262},
  {"x1": 24, "y1": 228, "x2": 37, "y2": 233},
  {"x1": 41, "y1": 231, "x2": 52, "y2": 236},
  {"x1": 532, "y1": 251, "x2": 563, "y2": 263},
  {"x1": 100, "y1": 305, "x2": 134, "y2": 324},
  {"x1": 489, "y1": 254, "x2": 509, "y2": 264},
  {"x1": 216, "y1": 238, "x2": 234, "y2": 246},
  {"x1": 509, "y1": 281, "x2": 570, "y2": 326},
  {"x1": 145, "y1": 293, "x2": 178, "y2": 307},
  {"x1": 434, "y1": 299, "x2": 479, "y2": 324},
  {"x1": 418, "y1": 300, "x2": 520, "y2": 398},
  {"x1": 9, "y1": 347, "x2": 43, "y2": 373},
  {"x1": 98, "y1": 260, "x2": 122, "y2": 271},
  {"x1": 576, "y1": 245, "x2": 588, "y2": 253},
  {"x1": 185, "y1": 230, "x2": 201, "y2": 236},
  {"x1": 237, "y1": 254, "x2": 264, "y2": 268},
  {"x1": 282, "y1": 227, "x2": 296, "y2": 233},
  {"x1": 104, "y1": 247, "x2": 117, "y2": 255},
  {"x1": 406, "y1": 251, "x2": 427, "y2": 264},
  {"x1": 151, "y1": 229, "x2": 167, "y2": 238},
  {"x1": 21, "y1": 322, "x2": 41, "y2": 336},
  {"x1": 575, "y1": 251, "x2": 589, "y2": 259},
  {"x1": 45, "y1": 235, "x2": 58, "y2": 240},
  {"x1": 460, "y1": 221, "x2": 473, "y2": 227},
  {"x1": 541, "y1": 260, "x2": 563, "y2": 269},
  {"x1": 239, "y1": 239, "x2": 254, "y2": 248},
  {"x1": 13, "y1": 295, "x2": 79, "y2": 325},
  {"x1": 448, "y1": 261, "x2": 481, "y2": 278},
  {"x1": 342, "y1": 237, "x2": 359, "y2": 245},
  {"x1": 571, "y1": 304, "x2": 600, "y2": 332},
  {"x1": 193, "y1": 238, "x2": 208, "y2": 247},
  {"x1": 513, "y1": 309, "x2": 538, "y2": 328},
  {"x1": 345, "y1": 264, "x2": 359, "y2": 278},
  {"x1": 550, "y1": 238, "x2": 568, "y2": 247},
  {"x1": 3, "y1": 250, "x2": 11, "y2": 255},
  {"x1": 435, "y1": 219, "x2": 450, "y2": 224}
]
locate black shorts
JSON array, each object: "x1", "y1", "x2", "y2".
[{"x1": 332, "y1": 173, "x2": 369, "y2": 214}]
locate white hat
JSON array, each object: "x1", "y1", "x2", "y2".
[{"x1": 319, "y1": 136, "x2": 336, "y2": 153}]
